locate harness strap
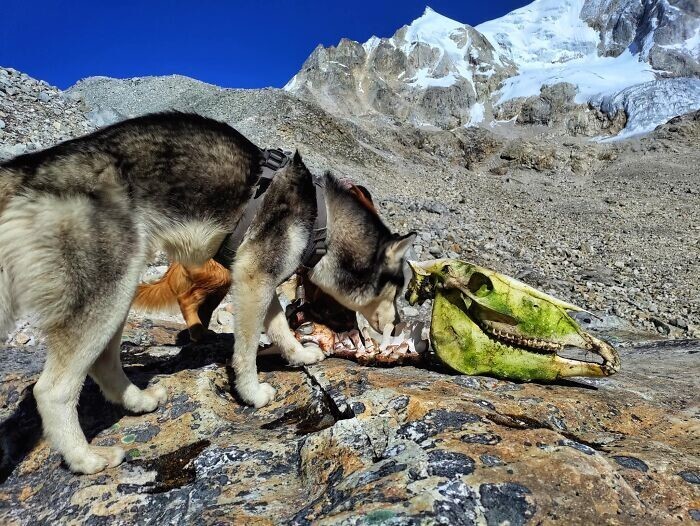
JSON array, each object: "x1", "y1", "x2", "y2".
[
  {"x1": 213, "y1": 148, "x2": 328, "y2": 270},
  {"x1": 299, "y1": 180, "x2": 328, "y2": 270},
  {"x1": 213, "y1": 148, "x2": 288, "y2": 267}
]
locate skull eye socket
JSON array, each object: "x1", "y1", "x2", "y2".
[{"x1": 467, "y1": 272, "x2": 493, "y2": 297}]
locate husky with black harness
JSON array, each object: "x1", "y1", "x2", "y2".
[{"x1": 0, "y1": 112, "x2": 415, "y2": 474}]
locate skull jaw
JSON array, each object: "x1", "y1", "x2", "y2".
[{"x1": 432, "y1": 290, "x2": 618, "y2": 381}]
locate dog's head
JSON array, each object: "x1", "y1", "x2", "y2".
[{"x1": 310, "y1": 174, "x2": 416, "y2": 333}]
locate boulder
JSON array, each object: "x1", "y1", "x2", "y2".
[
  {"x1": 0, "y1": 317, "x2": 697, "y2": 524},
  {"x1": 495, "y1": 83, "x2": 628, "y2": 136},
  {"x1": 500, "y1": 141, "x2": 555, "y2": 171}
]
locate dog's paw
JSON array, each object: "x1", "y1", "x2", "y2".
[
  {"x1": 148, "y1": 384, "x2": 168, "y2": 404},
  {"x1": 287, "y1": 342, "x2": 326, "y2": 366},
  {"x1": 90, "y1": 445, "x2": 126, "y2": 468},
  {"x1": 238, "y1": 381, "x2": 276, "y2": 408},
  {"x1": 66, "y1": 449, "x2": 110, "y2": 475},
  {"x1": 124, "y1": 384, "x2": 167, "y2": 414}
]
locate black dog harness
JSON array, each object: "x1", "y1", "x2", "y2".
[{"x1": 213, "y1": 148, "x2": 327, "y2": 269}]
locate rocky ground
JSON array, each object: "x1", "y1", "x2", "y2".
[
  {"x1": 1, "y1": 67, "x2": 699, "y2": 523},
  {"x1": 0, "y1": 319, "x2": 698, "y2": 524},
  {"x1": 0, "y1": 67, "x2": 94, "y2": 158}
]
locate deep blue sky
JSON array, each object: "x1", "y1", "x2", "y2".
[{"x1": 0, "y1": 1, "x2": 529, "y2": 90}]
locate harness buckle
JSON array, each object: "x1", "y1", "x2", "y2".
[{"x1": 261, "y1": 148, "x2": 291, "y2": 172}]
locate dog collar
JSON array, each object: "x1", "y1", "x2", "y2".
[
  {"x1": 299, "y1": 179, "x2": 327, "y2": 270},
  {"x1": 214, "y1": 149, "x2": 327, "y2": 269}
]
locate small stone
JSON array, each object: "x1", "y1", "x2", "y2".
[
  {"x1": 670, "y1": 317, "x2": 689, "y2": 330},
  {"x1": 402, "y1": 306, "x2": 420, "y2": 317},
  {"x1": 480, "y1": 454, "x2": 503, "y2": 466},
  {"x1": 612, "y1": 455, "x2": 648, "y2": 472},
  {"x1": 650, "y1": 317, "x2": 671, "y2": 335},
  {"x1": 429, "y1": 245, "x2": 442, "y2": 257},
  {"x1": 216, "y1": 309, "x2": 235, "y2": 327},
  {"x1": 37, "y1": 91, "x2": 51, "y2": 103},
  {"x1": 14, "y1": 332, "x2": 31, "y2": 345},
  {"x1": 0, "y1": 119, "x2": 5, "y2": 129},
  {"x1": 421, "y1": 201, "x2": 448, "y2": 214}
]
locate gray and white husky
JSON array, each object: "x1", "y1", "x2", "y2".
[{"x1": 0, "y1": 113, "x2": 415, "y2": 474}]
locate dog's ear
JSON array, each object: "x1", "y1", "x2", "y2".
[
  {"x1": 384, "y1": 232, "x2": 417, "y2": 263},
  {"x1": 292, "y1": 149, "x2": 303, "y2": 165},
  {"x1": 355, "y1": 185, "x2": 374, "y2": 204}
]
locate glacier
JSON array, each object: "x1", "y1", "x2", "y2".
[
  {"x1": 476, "y1": 0, "x2": 656, "y2": 104},
  {"x1": 594, "y1": 77, "x2": 700, "y2": 140},
  {"x1": 475, "y1": 0, "x2": 699, "y2": 138}
]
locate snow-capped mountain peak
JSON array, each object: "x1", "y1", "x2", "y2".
[
  {"x1": 402, "y1": 7, "x2": 467, "y2": 49},
  {"x1": 476, "y1": 0, "x2": 656, "y2": 105},
  {"x1": 283, "y1": 7, "x2": 514, "y2": 128},
  {"x1": 284, "y1": 1, "x2": 700, "y2": 139}
]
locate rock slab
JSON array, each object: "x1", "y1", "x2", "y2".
[{"x1": 0, "y1": 318, "x2": 697, "y2": 525}]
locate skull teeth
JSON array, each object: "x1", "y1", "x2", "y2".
[{"x1": 478, "y1": 320, "x2": 562, "y2": 352}]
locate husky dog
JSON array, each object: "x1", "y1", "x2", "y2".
[{"x1": 0, "y1": 113, "x2": 415, "y2": 474}]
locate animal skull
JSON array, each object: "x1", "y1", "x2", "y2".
[{"x1": 407, "y1": 259, "x2": 620, "y2": 381}]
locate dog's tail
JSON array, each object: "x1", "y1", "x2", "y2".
[{"x1": 133, "y1": 264, "x2": 191, "y2": 314}]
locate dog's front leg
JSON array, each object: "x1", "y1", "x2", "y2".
[
  {"x1": 230, "y1": 255, "x2": 277, "y2": 408},
  {"x1": 265, "y1": 296, "x2": 325, "y2": 366}
]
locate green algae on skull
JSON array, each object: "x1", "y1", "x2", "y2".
[{"x1": 407, "y1": 259, "x2": 620, "y2": 381}]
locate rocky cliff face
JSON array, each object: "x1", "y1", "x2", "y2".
[
  {"x1": 286, "y1": 2, "x2": 700, "y2": 137},
  {"x1": 284, "y1": 8, "x2": 515, "y2": 129},
  {"x1": 581, "y1": 0, "x2": 700, "y2": 77}
]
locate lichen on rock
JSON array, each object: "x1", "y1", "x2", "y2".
[{"x1": 0, "y1": 315, "x2": 697, "y2": 524}]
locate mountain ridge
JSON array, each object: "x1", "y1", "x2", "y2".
[{"x1": 284, "y1": 1, "x2": 700, "y2": 138}]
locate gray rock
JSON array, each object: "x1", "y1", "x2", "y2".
[
  {"x1": 216, "y1": 309, "x2": 235, "y2": 328},
  {"x1": 402, "y1": 306, "x2": 420, "y2": 317},
  {"x1": 0, "y1": 143, "x2": 27, "y2": 160},
  {"x1": 0, "y1": 321, "x2": 697, "y2": 524},
  {"x1": 86, "y1": 106, "x2": 124, "y2": 127},
  {"x1": 670, "y1": 317, "x2": 689, "y2": 330},
  {"x1": 421, "y1": 200, "x2": 448, "y2": 214}
]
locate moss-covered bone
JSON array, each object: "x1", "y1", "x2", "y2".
[{"x1": 407, "y1": 259, "x2": 620, "y2": 380}]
